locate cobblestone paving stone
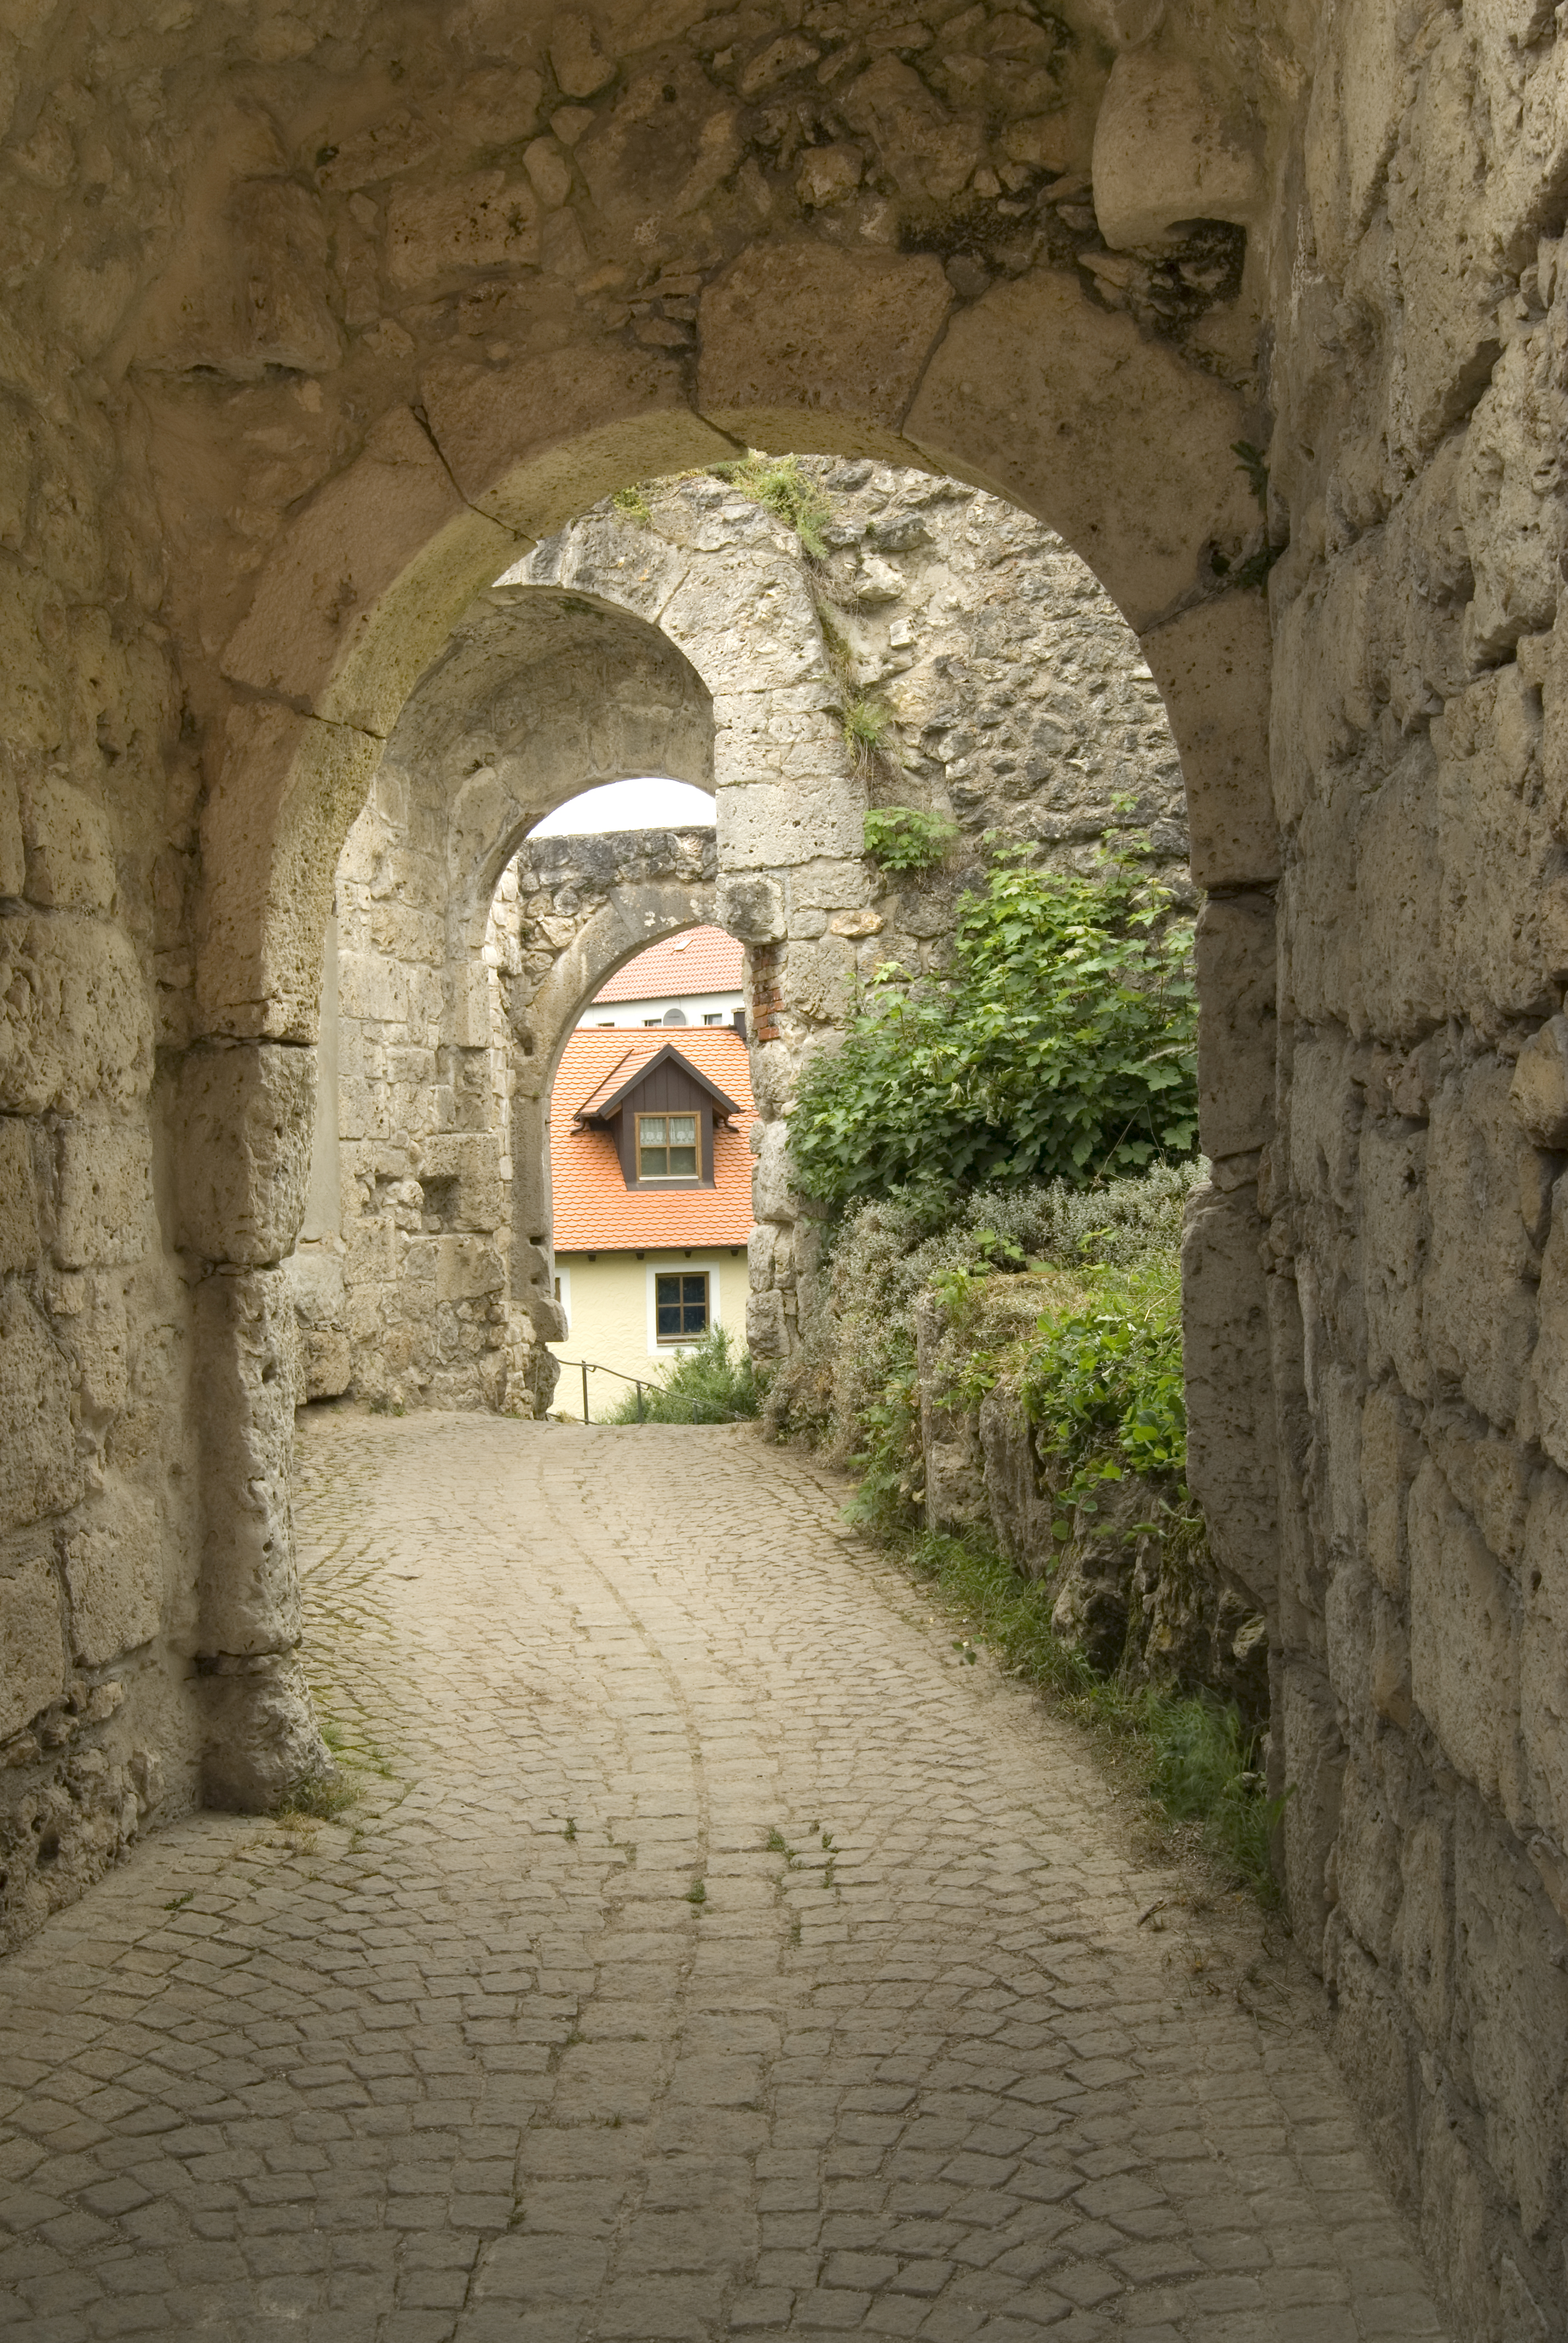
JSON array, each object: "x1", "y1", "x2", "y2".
[{"x1": 0, "y1": 1413, "x2": 1452, "y2": 2342}]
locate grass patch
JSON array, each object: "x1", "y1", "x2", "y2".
[
  {"x1": 708, "y1": 451, "x2": 832, "y2": 557},
  {"x1": 606, "y1": 1326, "x2": 763, "y2": 1424},
  {"x1": 903, "y1": 1529, "x2": 1281, "y2": 1902},
  {"x1": 612, "y1": 482, "x2": 654, "y2": 525},
  {"x1": 842, "y1": 692, "x2": 895, "y2": 769},
  {"x1": 276, "y1": 1767, "x2": 361, "y2": 1823}
]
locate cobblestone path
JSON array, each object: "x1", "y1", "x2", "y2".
[{"x1": 1, "y1": 1414, "x2": 1451, "y2": 2342}]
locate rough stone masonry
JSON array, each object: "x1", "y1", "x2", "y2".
[{"x1": 0, "y1": 0, "x2": 1565, "y2": 2328}]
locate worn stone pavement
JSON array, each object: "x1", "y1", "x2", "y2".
[{"x1": 1, "y1": 1413, "x2": 1451, "y2": 2342}]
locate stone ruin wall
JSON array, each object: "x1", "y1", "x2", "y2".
[
  {"x1": 306, "y1": 462, "x2": 1186, "y2": 1412},
  {"x1": 0, "y1": 0, "x2": 1565, "y2": 2322}
]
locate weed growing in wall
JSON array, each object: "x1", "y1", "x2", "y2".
[
  {"x1": 707, "y1": 451, "x2": 832, "y2": 559},
  {"x1": 863, "y1": 805, "x2": 958, "y2": 871}
]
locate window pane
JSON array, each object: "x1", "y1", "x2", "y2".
[
  {"x1": 669, "y1": 1147, "x2": 697, "y2": 1175},
  {"x1": 668, "y1": 1116, "x2": 696, "y2": 1144},
  {"x1": 681, "y1": 1276, "x2": 706, "y2": 1305},
  {"x1": 641, "y1": 1117, "x2": 667, "y2": 1144}
]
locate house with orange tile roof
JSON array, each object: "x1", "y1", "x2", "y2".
[
  {"x1": 547, "y1": 1024, "x2": 756, "y2": 1418},
  {"x1": 581, "y1": 924, "x2": 745, "y2": 1032}
]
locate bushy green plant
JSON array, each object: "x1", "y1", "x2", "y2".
[
  {"x1": 788, "y1": 853, "x2": 1197, "y2": 1210},
  {"x1": 863, "y1": 805, "x2": 958, "y2": 871},
  {"x1": 606, "y1": 1325, "x2": 764, "y2": 1424},
  {"x1": 612, "y1": 482, "x2": 654, "y2": 525},
  {"x1": 708, "y1": 452, "x2": 832, "y2": 558},
  {"x1": 843, "y1": 693, "x2": 896, "y2": 768}
]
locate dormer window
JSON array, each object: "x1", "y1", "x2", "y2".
[{"x1": 637, "y1": 1113, "x2": 699, "y2": 1179}]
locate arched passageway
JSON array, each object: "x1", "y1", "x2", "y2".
[{"x1": 2, "y1": 1, "x2": 1565, "y2": 2321}]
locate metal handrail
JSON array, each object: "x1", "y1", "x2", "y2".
[{"x1": 554, "y1": 1355, "x2": 752, "y2": 1426}]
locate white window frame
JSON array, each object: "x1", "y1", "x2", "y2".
[{"x1": 645, "y1": 1259, "x2": 720, "y2": 1355}]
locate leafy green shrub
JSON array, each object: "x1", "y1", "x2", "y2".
[
  {"x1": 863, "y1": 805, "x2": 958, "y2": 871},
  {"x1": 788, "y1": 853, "x2": 1197, "y2": 1211},
  {"x1": 708, "y1": 453, "x2": 832, "y2": 558},
  {"x1": 606, "y1": 1326, "x2": 764, "y2": 1424},
  {"x1": 612, "y1": 482, "x2": 654, "y2": 525}
]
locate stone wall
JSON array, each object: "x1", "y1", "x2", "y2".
[{"x1": 0, "y1": 0, "x2": 1564, "y2": 2319}]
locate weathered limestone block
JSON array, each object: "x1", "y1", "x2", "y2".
[
  {"x1": 978, "y1": 1382, "x2": 1055, "y2": 1578},
  {"x1": 1374, "y1": 434, "x2": 1474, "y2": 732},
  {"x1": 178, "y1": 1040, "x2": 315, "y2": 1267},
  {"x1": 1521, "y1": 1468, "x2": 1568, "y2": 1853},
  {"x1": 60, "y1": 1484, "x2": 162, "y2": 1666},
  {"x1": 1322, "y1": 1922, "x2": 1420, "y2": 2209},
  {"x1": 0, "y1": 1282, "x2": 83, "y2": 1532},
  {"x1": 1270, "y1": 534, "x2": 1380, "y2": 832},
  {"x1": 0, "y1": 1526, "x2": 67, "y2": 1740},
  {"x1": 1361, "y1": 1116, "x2": 1431, "y2": 1402},
  {"x1": 18, "y1": 769, "x2": 116, "y2": 912},
  {"x1": 1510, "y1": 1015, "x2": 1568, "y2": 1149},
  {"x1": 1361, "y1": 1383, "x2": 1423, "y2": 1598},
  {"x1": 1452, "y1": 1798, "x2": 1568, "y2": 2244},
  {"x1": 53, "y1": 1117, "x2": 152, "y2": 1270},
  {"x1": 716, "y1": 873, "x2": 785, "y2": 943},
  {"x1": 0, "y1": 914, "x2": 152, "y2": 1116},
  {"x1": 1140, "y1": 596, "x2": 1276, "y2": 888},
  {"x1": 435, "y1": 1236, "x2": 505, "y2": 1303},
  {"x1": 1459, "y1": 319, "x2": 1568, "y2": 664},
  {"x1": 752, "y1": 1122, "x2": 798, "y2": 1224},
  {"x1": 202, "y1": 1650, "x2": 329, "y2": 1815},
  {"x1": 194, "y1": 1268, "x2": 299, "y2": 1659},
  {"x1": 1357, "y1": 736, "x2": 1444, "y2": 1041},
  {"x1": 1424, "y1": 1060, "x2": 1539, "y2": 1430},
  {"x1": 0, "y1": 1115, "x2": 40, "y2": 1274},
  {"x1": 1050, "y1": 1475, "x2": 1145, "y2": 1674},
  {"x1": 1194, "y1": 892, "x2": 1275, "y2": 1161},
  {"x1": 417, "y1": 1132, "x2": 504, "y2": 1232},
  {"x1": 746, "y1": 1288, "x2": 788, "y2": 1360},
  {"x1": 1092, "y1": 45, "x2": 1263, "y2": 251},
  {"x1": 1437, "y1": 666, "x2": 1563, "y2": 1026},
  {"x1": 1408, "y1": 1457, "x2": 1522, "y2": 1818},
  {"x1": 1181, "y1": 1183, "x2": 1278, "y2": 1599},
  {"x1": 1303, "y1": 0, "x2": 1404, "y2": 278},
  {"x1": 1280, "y1": 1658, "x2": 1347, "y2": 1972}
]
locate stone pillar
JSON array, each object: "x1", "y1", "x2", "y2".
[{"x1": 177, "y1": 1038, "x2": 330, "y2": 1810}]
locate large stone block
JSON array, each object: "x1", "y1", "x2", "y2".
[
  {"x1": 1140, "y1": 595, "x2": 1277, "y2": 888},
  {"x1": 1360, "y1": 1116, "x2": 1431, "y2": 1401},
  {"x1": 18, "y1": 769, "x2": 116, "y2": 913},
  {"x1": 1408, "y1": 1457, "x2": 1521, "y2": 1815},
  {"x1": 202, "y1": 1650, "x2": 330, "y2": 1814},
  {"x1": 0, "y1": 1526, "x2": 67, "y2": 1740},
  {"x1": 1280, "y1": 1660, "x2": 1347, "y2": 1973},
  {"x1": 1424, "y1": 1059, "x2": 1539, "y2": 1429},
  {"x1": 0, "y1": 1282, "x2": 83, "y2": 1533},
  {"x1": 1180, "y1": 1183, "x2": 1278, "y2": 1599},
  {"x1": 178, "y1": 1040, "x2": 315, "y2": 1268},
  {"x1": 1357, "y1": 735, "x2": 1443, "y2": 1041},
  {"x1": 0, "y1": 1115, "x2": 40, "y2": 1275},
  {"x1": 417, "y1": 1132, "x2": 504, "y2": 1232},
  {"x1": 194, "y1": 1269, "x2": 299, "y2": 1657},
  {"x1": 61, "y1": 1484, "x2": 163, "y2": 1666},
  {"x1": 53, "y1": 1116, "x2": 152, "y2": 1270},
  {"x1": 1194, "y1": 892, "x2": 1275, "y2": 1162},
  {"x1": 436, "y1": 1235, "x2": 505, "y2": 1303},
  {"x1": 752, "y1": 1121, "x2": 799, "y2": 1224},
  {"x1": 1437, "y1": 666, "x2": 1561, "y2": 1026},
  {"x1": 1303, "y1": 0, "x2": 1404, "y2": 278},
  {"x1": 698, "y1": 240, "x2": 952, "y2": 457},
  {"x1": 1452, "y1": 1799, "x2": 1568, "y2": 2242},
  {"x1": 0, "y1": 914, "x2": 152, "y2": 1117},
  {"x1": 1520, "y1": 1467, "x2": 1568, "y2": 1852},
  {"x1": 1459, "y1": 319, "x2": 1568, "y2": 664}
]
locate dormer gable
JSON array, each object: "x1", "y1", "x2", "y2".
[{"x1": 573, "y1": 1040, "x2": 741, "y2": 1188}]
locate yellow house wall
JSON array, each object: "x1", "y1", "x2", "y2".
[{"x1": 548, "y1": 1249, "x2": 748, "y2": 1420}]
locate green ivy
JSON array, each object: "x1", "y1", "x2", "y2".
[
  {"x1": 863, "y1": 805, "x2": 958, "y2": 871},
  {"x1": 787, "y1": 852, "x2": 1197, "y2": 1210}
]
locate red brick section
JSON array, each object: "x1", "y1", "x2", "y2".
[
  {"x1": 550, "y1": 1027, "x2": 757, "y2": 1251},
  {"x1": 592, "y1": 924, "x2": 743, "y2": 1003},
  {"x1": 749, "y1": 942, "x2": 783, "y2": 1044}
]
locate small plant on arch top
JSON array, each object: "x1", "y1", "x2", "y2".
[{"x1": 863, "y1": 805, "x2": 958, "y2": 873}]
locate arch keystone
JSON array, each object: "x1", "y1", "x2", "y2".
[
  {"x1": 904, "y1": 270, "x2": 1255, "y2": 632},
  {"x1": 697, "y1": 238, "x2": 953, "y2": 460}
]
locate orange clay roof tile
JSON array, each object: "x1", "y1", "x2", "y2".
[
  {"x1": 550, "y1": 1028, "x2": 757, "y2": 1252},
  {"x1": 592, "y1": 924, "x2": 744, "y2": 1003}
]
